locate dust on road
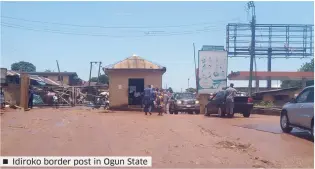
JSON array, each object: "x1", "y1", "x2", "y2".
[{"x1": 1, "y1": 108, "x2": 313, "y2": 168}]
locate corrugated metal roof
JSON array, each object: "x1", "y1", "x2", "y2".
[
  {"x1": 7, "y1": 70, "x2": 20, "y2": 76},
  {"x1": 253, "y1": 87, "x2": 299, "y2": 95},
  {"x1": 6, "y1": 70, "x2": 61, "y2": 86},
  {"x1": 29, "y1": 75, "x2": 61, "y2": 86},
  {"x1": 105, "y1": 55, "x2": 165, "y2": 70},
  {"x1": 28, "y1": 72, "x2": 77, "y2": 76}
]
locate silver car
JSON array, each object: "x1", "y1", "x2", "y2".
[{"x1": 280, "y1": 86, "x2": 314, "y2": 136}]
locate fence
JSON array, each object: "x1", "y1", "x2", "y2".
[{"x1": 32, "y1": 85, "x2": 108, "y2": 107}]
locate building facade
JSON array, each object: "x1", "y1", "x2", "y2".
[{"x1": 104, "y1": 55, "x2": 166, "y2": 110}]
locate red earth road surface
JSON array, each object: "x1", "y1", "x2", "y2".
[{"x1": 1, "y1": 108, "x2": 314, "y2": 168}]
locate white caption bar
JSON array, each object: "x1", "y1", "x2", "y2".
[{"x1": 0, "y1": 156, "x2": 152, "y2": 167}]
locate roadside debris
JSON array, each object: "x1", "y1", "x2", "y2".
[{"x1": 216, "y1": 140, "x2": 253, "y2": 152}]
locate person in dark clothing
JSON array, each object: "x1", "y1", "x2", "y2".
[
  {"x1": 143, "y1": 85, "x2": 154, "y2": 115},
  {"x1": 0, "y1": 87, "x2": 5, "y2": 109},
  {"x1": 28, "y1": 86, "x2": 34, "y2": 109}
]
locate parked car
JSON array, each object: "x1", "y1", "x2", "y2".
[
  {"x1": 280, "y1": 86, "x2": 314, "y2": 136},
  {"x1": 169, "y1": 92, "x2": 200, "y2": 114},
  {"x1": 204, "y1": 90, "x2": 254, "y2": 117}
]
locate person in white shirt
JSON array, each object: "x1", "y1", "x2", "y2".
[
  {"x1": 163, "y1": 90, "x2": 169, "y2": 114},
  {"x1": 225, "y1": 83, "x2": 237, "y2": 117}
]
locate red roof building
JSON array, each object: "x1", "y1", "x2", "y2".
[{"x1": 228, "y1": 71, "x2": 314, "y2": 81}]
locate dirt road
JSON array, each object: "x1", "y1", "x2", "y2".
[{"x1": 1, "y1": 108, "x2": 314, "y2": 168}]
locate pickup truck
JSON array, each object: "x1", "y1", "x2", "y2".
[{"x1": 204, "y1": 90, "x2": 253, "y2": 118}]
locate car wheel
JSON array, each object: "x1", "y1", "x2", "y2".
[
  {"x1": 218, "y1": 107, "x2": 225, "y2": 117},
  {"x1": 188, "y1": 111, "x2": 193, "y2": 114},
  {"x1": 195, "y1": 110, "x2": 200, "y2": 114},
  {"x1": 280, "y1": 111, "x2": 293, "y2": 133},
  {"x1": 174, "y1": 111, "x2": 178, "y2": 115},
  {"x1": 243, "y1": 111, "x2": 251, "y2": 118}
]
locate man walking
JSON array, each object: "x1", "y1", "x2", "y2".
[
  {"x1": 28, "y1": 86, "x2": 34, "y2": 109},
  {"x1": 225, "y1": 83, "x2": 237, "y2": 117},
  {"x1": 143, "y1": 85, "x2": 154, "y2": 115}
]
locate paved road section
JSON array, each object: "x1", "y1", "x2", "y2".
[{"x1": 1, "y1": 108, "x2": 313, "y2": 168}]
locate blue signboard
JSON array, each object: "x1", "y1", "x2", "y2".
[{"x1": 201, "y1": 45, "x2": 225, "y2": 51}]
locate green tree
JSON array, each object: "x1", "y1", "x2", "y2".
[
  {"x1": 281, "y1": 58, "x2": 314, "y2": 88},
  {"x1": 90, "y1": 74, "x2": 109, "y2": 84},
  {"x1": 186, "y1": 88, "x2": 197, "y2": 93},
  {"x1": 72, "y1": 75, "x2": 83, "y2": 85},
  {"x1": 44, "y1": 69, "x2": 52, "y2": 72},
  {"x1": 11, "y1": 61, "x2": 36, "y2": 72},
  {"x1": 298, "y1": 58, "x2": 314, "y2": 72},
  {"x1": 168, "y1": 87, "x2": 174, "y2": 93}
]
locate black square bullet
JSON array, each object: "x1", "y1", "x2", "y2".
[{"x1": 3, "y1": 159, "x2": 8, "y2": 164}]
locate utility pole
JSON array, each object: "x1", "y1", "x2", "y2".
[
  {"x1": 97, "y1": 61, "x2": 102, "y2": 83},
  {"x1": 267, "y1": 48, "x2": 272, "y2": 89},
  {"x1": 193, "y1": 43, "x2": 197, "y2": 92},
  {"x1": 88, "y1": 61, "x2": 98, "y2": 86},
  {"x1": 56, "y1": 60, "x2": 63, "y2": 86},
  {"x1": 248, "y1": 1, "x2": 256, "y2": 96},
  {"x1": 188, "y1": 78, "x2": 190, "y2": 88}
]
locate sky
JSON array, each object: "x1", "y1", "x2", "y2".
[{"x1": 1, "y1": 1, "x2": 314, "y2": 92}]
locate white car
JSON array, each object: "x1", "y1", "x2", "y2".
[{"x1": 280, "y1": 86, "x2": 314, "y2": 136}]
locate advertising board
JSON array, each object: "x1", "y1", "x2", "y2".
[{"x1": 198, "y1": 50, "x2": 227, "y2": 94}]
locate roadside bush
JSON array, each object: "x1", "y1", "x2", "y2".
[{"x1": 254, "y1": 101, "x2": 274, "y2": 108}]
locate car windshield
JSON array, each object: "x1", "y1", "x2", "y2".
[{"x1": 177, "y1": 93, "x2": 195, "y2": 99}]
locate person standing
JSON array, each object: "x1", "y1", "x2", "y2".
[
  {"x1": 143, "y1": 85, "x2": 154, "y2": 115},
  {"x1": 225, "y1": 83, "x2": 237, "y2": 117},
  {"x1": 28, "y1": 86, "x2": 34, "y2": 109},
  {"x1": 155, "y1": 88, "x2": 164, "y2": 116},
  {"x1": 53, "y1": 94, "x2": 59, "y2": 109},
  {"x1": 163, "y1": 89, "x2": 169, "y2": 114},
  {"x1": 0, "y1": 88, "x2": 5, "y2": 109}
]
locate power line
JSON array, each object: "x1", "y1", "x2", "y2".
[
  {"x1": 1, "y1": 23, "x2": 220, "y2": 37},
  {"x1": 1, "y1": 22, "x2": 126, "y2": 37},
  {"x1": 1, "y1": 15, "x2": 240, "y2": 29},
  {"x1": 1, "y1": 22, "x2": 222, "y2": 38}
]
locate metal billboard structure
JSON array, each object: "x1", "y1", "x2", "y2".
[
  {"x1": 226, "y1": 1, "x2": 314, "y2": 95},
  {"x1": 226, "y1": 23, "x2": 314, "y2": 58}
]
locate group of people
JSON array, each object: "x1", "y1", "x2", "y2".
[
  {"x1": 142, "y1": 85, "x2": 171, "y2": 116},
  {"x1": 28, "y1": 86, "x2": 59, "y2": 109}
]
